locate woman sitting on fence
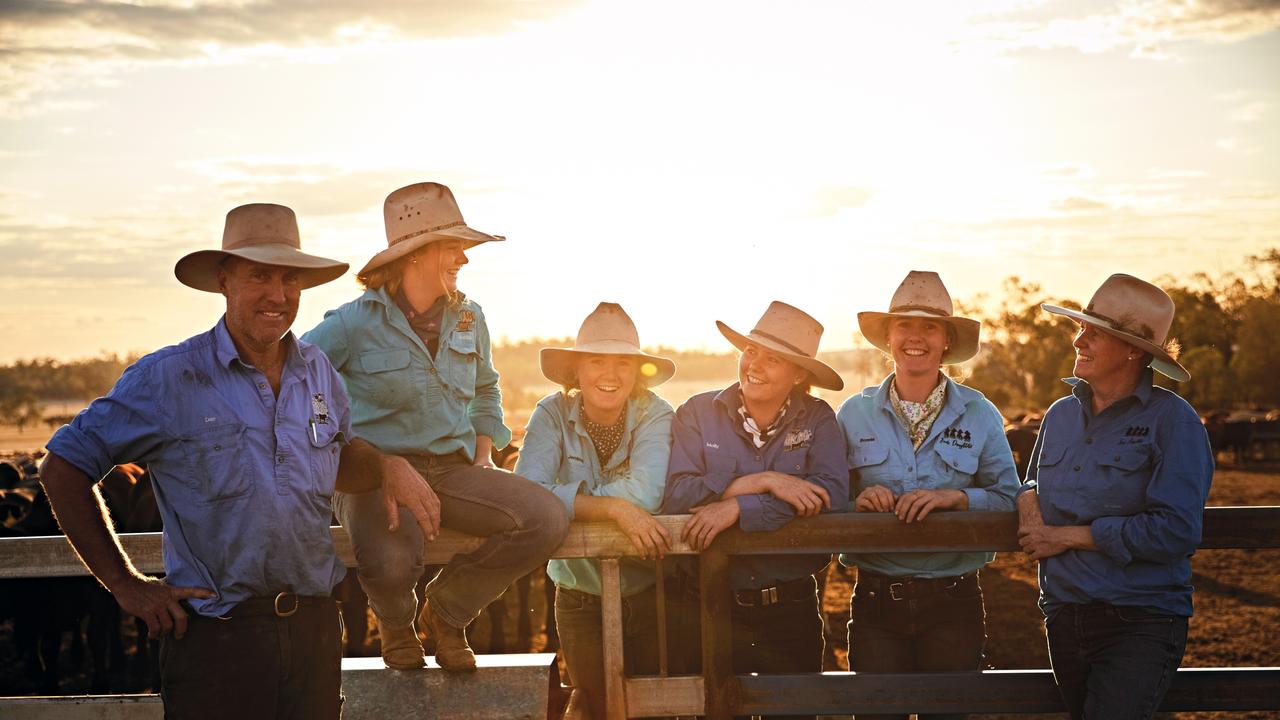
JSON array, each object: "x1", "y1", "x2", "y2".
[
  {"x1": 661, "y1": 301, "x2": 847, "y2": 719},
  {"x1": 1017, "y1": 274, "x2": 1214, "y2": 720},
  {"x1": 514, "y1": 302, "x2": 677, "y2": 719},
  {"x1": 303, "y1": 181, "x2": 569, "y2": 672},
  {"x1": 837, "y1": 270, "x2": 1019, "y2": 720}
]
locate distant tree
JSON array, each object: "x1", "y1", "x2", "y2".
[
  {"x1": 1229, "y1": 296, "x2": 1280, "y2": 407},
  {"x1": 1179, "y1": 346, "x2": 1232, "y2": 410}
]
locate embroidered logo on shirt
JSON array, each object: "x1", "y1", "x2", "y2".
[
  {"x1": 940, "y1": 426, "x2": 974, "y2": 449},
  {"x1": 784, "y1": 428, "x2": 813, "y2": 452},
  {"x1": 311, "y1": 393, "x2": 330, "y2": 424},
  {"x1": 705, "y1": 442, "x2": 720, "y2": 450},
  {"x1": 456, "y1": 310, "x2": 475, "y2": 333},
  {"x1": 1124, "y1": 425, "x2": 1150, "y2": 437},
  {"x1": 859, "y1": 437, "x2": 875, "y2": 443}
]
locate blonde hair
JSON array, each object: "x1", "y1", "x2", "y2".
[{"x1": 357, "y1": 243, "x2": 462, "y2": 307}]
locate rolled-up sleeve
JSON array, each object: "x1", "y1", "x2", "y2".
[
  {"x1": 1090, "y1": 418, "x2": 1213, "y2": 565},
  {"x1": 513, "y1": 401, "x2": 580, "y2": 518},
  {"x1": 597, "y1": 401, "x2": 674, "y2": 513},
  {"x1": 662, "y1": 401, "x2": 735, "y2": 513},
  {"x1": 46, "y1": 362, "x2": 169, "y2": 481},
  {"x1": 468, "y1": 315, "x2": 511, "y2": 449},
  {"x1": 964, "y1": 401, "x2": 1019, "y2": 512},
  {"x1": 737, "y1": 405, "x2": 848, "y2": 532}
]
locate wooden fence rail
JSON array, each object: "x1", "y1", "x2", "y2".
[{"x1": 1, "y1": 507, "x2": 1278, "y2": 718}]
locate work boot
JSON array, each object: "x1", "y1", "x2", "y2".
[
  {"x1": 421, "y1": 600, "x2": 477, "y2": 672},
  {"x1": 378, "y1": 619, "x2": 425, "y2": 670}
]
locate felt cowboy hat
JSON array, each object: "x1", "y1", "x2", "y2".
[
  {"x1": 174, "y1": 203, "x2": 348, "y2": 293},
  {"x1": 716, "y1": 301, "x2": 844, "y2": 391},
  {"x1": 1042, "y1": 273, "x2": 1189, "y2": 382},
  {"x1": 540, "y1": 302, "x2": 676, "y2": 387},
  {"x1": 358, "y1": 182, "x2": 504, "y2": 277},
  {"x1": 857, "y1": 270, "x2": 981, "y2": 364}
]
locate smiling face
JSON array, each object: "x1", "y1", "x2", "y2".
[
  {"x1": 405, "y1": 239, "x2": 469, "y2": 297},
  {"x1": 218, "y1": 257, "x2": 301, "y2": 357},
  {"x1": 738, "y1": 342, "x2": 808, "y2": 409},
  {"x1": 576, "y1": 354, "x2": 639, "y2": 423},
  {"x1": 1072, "y1": 321, "x2": 1137, "y2": 383},
  {"x1": 887, "y1": 317, "x2": 948, "y2": 379}
]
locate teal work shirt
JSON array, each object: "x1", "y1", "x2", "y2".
[
  {"x1": 514, "y1": 390, "x2": 675, "y2": 596},
  {"x1": 302, "y1": 288, "x2": 510, "y2": 458},
  {"x1": 837, "y1": 374, "x2": 1019, "y2": 578}
]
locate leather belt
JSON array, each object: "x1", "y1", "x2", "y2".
[
  {"x1": 734, "y1": 575, "x2": 815, "y2": 608},
  {"x1": 213, "y1": 592, "x2": 335, "y2": 620},
  {"x1": 857, "y1": 569, "x2": 978, "y2": 601}
]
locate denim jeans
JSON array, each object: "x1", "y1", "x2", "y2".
[
  {"x1": 333, "y1": 452, "x2": 569, "y2": 629},
  {"x1": 847, "y1": 570, "x2": 986, "y2": 720},
  {"x1": 555, "y1": 584, "x2": 662, "y2": 719},
  {"x1": 1046, "y1": 602, "x2": 1189, "y2": 720},
  {"x1": 160, "y1": 597, "x2": 342, "y2": 720}
]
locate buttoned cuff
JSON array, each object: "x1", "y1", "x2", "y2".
[
  {"x1": 471, "y1": 416, "x2": 512, "y2": 450},
  {"x1": 735, "y1": 494, "x2": 768, "y2": 533},
  {"x1": 552, "y1": 480, "x2": 585, "y2": 521},
  {"x1": 1090, "y1": 517, "x2": 1133, "y2": 565},
  {"x1": 963, "y1": 488, "x2": 991, "y2": 512},
  {"x1": 46, "y1": 425, "x2": 111, "y2": 483},
  {"x1": 1016, "y1": 480, "x2": 1038, "y2": 497}
]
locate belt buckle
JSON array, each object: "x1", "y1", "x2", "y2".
[
  {"x1": 274, "y1": 592, "x2": 299, "y2": 618},
  {"x1": 761, "y1": 586, "x2": 779, "y2": 606},
  {"x1": 888, "y1": 582, "x2": 906, "y2": 601}
]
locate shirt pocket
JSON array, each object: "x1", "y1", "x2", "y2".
[
  {"x1": 443, "y1": 332, "x2": 479, "y2": 400},
  {"x1": 1093, "y1": 445, "x2": 1152, "y2": 515},
  {"x1": 357, "y1": 348, "x2": 415, "y2": 409},
  {"x1": 180, "y1": 421, "x2": 252, "y2": 503},
  {"x1": 308, "y1": 422, "x2": 343, "y2": 498},
  {"x1": 933, "y1": 442, "x2": 979, "y2": 487},
  {"x1": 565, "y1": 454, "x2": 596, "y2": 491}
]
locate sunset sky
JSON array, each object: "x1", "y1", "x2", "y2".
[{"x1": 1, "y1": 0, "x2": 1277, "y2": 363}]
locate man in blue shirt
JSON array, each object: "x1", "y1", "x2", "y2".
[
  {"x1": 40, "y1": 204, "x2": 441, "y2": 719},
  {"x1": 1018, "y1": 274, "x2": 1214, "y2": 720},
  {"x1": 661, "y1": 302, "x2": 847, "y2": 712}
]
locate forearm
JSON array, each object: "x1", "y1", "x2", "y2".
[
  {"x1": 572, "y1": 494, "x2": 628, "y2": 522},
  {"x1": 39, "y1": 453, "x2": 139, "y2": 591},
  {"x1": 474, "y1": 435, "x2": 494, "y2": 464},
  {"x1": 721, "y1": 471, "x2": 775, "y2": 499},
  {"x1": 335, "y1": 437, "x2": 386, "y2": 493},
  {"x1": 1017, "y1": 487, "x2": 1043, "y2": 528}
]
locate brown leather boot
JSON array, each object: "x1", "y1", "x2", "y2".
[
  {"x1": 378, "y1": 619, "x2": 425, "y2": 670},
  {"x1": 421, "y1": 601, "x2": 476, "y2": 672}
]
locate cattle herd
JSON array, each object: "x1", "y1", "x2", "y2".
[{"x1": 1, "y1": 409, "x2": 1277, "y2": 695}]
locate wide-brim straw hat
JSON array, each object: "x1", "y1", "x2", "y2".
[
  {"x1": 540, "y1": 303, "x2": 676, "y2": 387},
  {"x1": 716, "y1": 301, "x2": 844, "y2": 391},
  {"x1": 857, "y1": 270, "x2": 981, "y2": 364},
  {"x1": 358, "y1": 182, "x2": 503, "y2": 277},
  {"x1": 1042, "y1": 273, "x2": 1189, "y2": 382},
  {"x1": 174, "y1": 203, "x2": 348, "y2": 293}
]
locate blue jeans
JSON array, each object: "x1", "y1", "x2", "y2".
[
  {"x1": 1046, "y1": 602, "x2": 1189, "y2": 720},
  {"x1": 333, "y1": 453, "x2": 569, "y2": 629},
  {"x1": 555, "y1": 585, "x2": 662, "y2": 720}
]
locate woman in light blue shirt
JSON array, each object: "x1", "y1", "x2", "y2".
[
  {"x1": 837, "y1": 271, "x2": 1018, "y2": 720},
  {"x1": 514, "y1": 302, "x2": 676, "y2": 720}
]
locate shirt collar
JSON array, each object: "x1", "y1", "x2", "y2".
[
  {"x1": 713, "y1": 382, "x2": 809, "y2": 423},
  {"x1": 213, "y1": 315, "x2": 304, "y2": 371},
  {"x1": 1065, "y1": 366, "x2": 1155, "y2": 408}
]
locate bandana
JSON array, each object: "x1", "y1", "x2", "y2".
[
  {"x1": 581, "y1": 398, "x2": 626, "y2": 466},
  {"x1": 890, "y1": 378, "x2": 947, "y2": 450},
  {"x1": 739, "y1": 395, "x2": 791, "y2": 449}
]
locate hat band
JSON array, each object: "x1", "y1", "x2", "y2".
[
  {"x1": 752, "y1": 329, "x2": 813, "y2": 359},
  {"x1": 888, "y1": 304, "x2": 950, "y2": 317},
  {"x1": 1081, "y1": 305, "x2": 1156, "y2": 342},
  {"x1": 390, "y1": 220, "x2": 465, "y2": 247}
]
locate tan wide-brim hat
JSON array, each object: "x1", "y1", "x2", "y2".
[
  {"x1": 174, "y1": 203, "x2": 348, "y2": 293},
  {"x1": 857, "y1": 270, "x2": 981, "y2": 364},
  {"x1": 358, "y1": 182, "x2": 504, "y2": 277},
  {"x1": 717, "y1": 301, "x2": 844, "y2": 391},
  {"x1": 540, "y1": 302, "x2": 676, "y2": 387},
  {"x1": 1042, "y1": 273, "x2": 1189, "y2": 382}
]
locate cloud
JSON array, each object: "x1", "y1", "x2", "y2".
[
  {"x1": 810, "y1": 184, "x2": 878, "y2": 217},
  {"x1": 1053, "y1": 196, "x2": 1111, "y2": 212}
]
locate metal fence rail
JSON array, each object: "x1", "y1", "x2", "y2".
[{"x1": 2, "y1": 507, "x2": 1278, "y2": 718}]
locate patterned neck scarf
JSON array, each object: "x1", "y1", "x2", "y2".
[
  {"x1": 739, "y1": 395, "x2": 791, "y2": 449},
  {"x1": 581, "y1": 398, "x2": 626, "y2": 466},
  {"x1": 890, "y1": 377, "x2": 947, "y2": 450}
]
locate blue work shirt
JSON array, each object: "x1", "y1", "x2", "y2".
[
  {"x1": 837, "y1": 374, "x2": 1019, "y2": 578},
  {"x1": 302, "y1": 288, "x2": 510, "y2": 459},
  {"x1": 515, "y1": 390, "x2": 674, "y2": 596},
  {"x1": 1025, "y1": 369, "x2": 1214, "y2": 618},
  {"x1": 661, "y1": 384, "x2": 848, "y2": 590},
  {"x1": 47, "y1": 318, "x2": 350, "y2": 617}
]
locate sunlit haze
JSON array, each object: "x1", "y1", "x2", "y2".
[{"x1": 2, "y1": 0, "x2": 1277, "y2": 362}]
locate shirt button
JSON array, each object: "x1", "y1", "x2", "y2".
[
  {"x1": 277, "y1": 455, "x2": 285, "y2": 464},
  {"x1": 1073, "y1": 465, "x2": 1081, "y2": 471},
  {"x1": 429, "y1": 368, "x2": 438, "y2": 375},
  {"x1": 258, "y1": 382, "x2": 266, "y2": 390},
  {"x1": 906, "y1": 466, "x2": 913, "y2": 472}
]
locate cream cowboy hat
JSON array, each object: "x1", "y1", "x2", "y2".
[
  {"x1": 1042, "y1": 273, "x2": 1189, "y2": 382},
  {"x1": 174, "y1": 203, "x2": 348, "y2": 293},
  {"x1": 540, "y1": 303, "x2": 676, "y2": 387},
  {"x1": 716, "y1": 301, "x2": 844, "y2": 391},
  {"x1": 857, "y1": 270, "x2": 981, "y2": 364},
  {"x1": 358, "y1": 182, "x2": 504, "y2": 277}
]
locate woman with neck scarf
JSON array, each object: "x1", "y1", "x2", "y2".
[{"x1": 836, "y1": 271, "x2": 1019, "y2": 720}]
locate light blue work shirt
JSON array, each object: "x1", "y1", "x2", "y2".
[
  {"x1": 515, "y1": 390, "x2": 674, "y2": 597},
  {"x1": 1025, "y1": 369, "x2": 1214, "y2": 617},
  {"x1": 837, "y1": 374, "x2": 1019, "y2": 578},
  {"x1": 46, "y1": 318, "x2": 350, "y2": 617},
  {"x1": 302, "y1": 288, "x2": 510, "y2": 459}
]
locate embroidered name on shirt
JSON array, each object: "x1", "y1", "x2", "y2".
[
  {"x1": 784, "y1": 429, "x2": 813, "y2": 452},
  {"x1": 859, "y1": 437, "x2": 875, "y2": 443},
  {"x1": 311, "y1": 393, "x2": 330, "y2": 424},
  {"x1": 705, "y1": 442, "x2": 720, "y2": 450}
]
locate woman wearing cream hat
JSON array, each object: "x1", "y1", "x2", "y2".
[
  {"x1": 1018, "y1": 274, "x2": 1213, "y2": 720},
  {"x1": 837, "y1": 271, "x2": 1019, "y2": 720},
  {"x1": 514, "y1": 302, "x2": 676, "y2": 719},
  {"x1": 303, "y1": 182, "x2": 569, "y2": 672}
]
